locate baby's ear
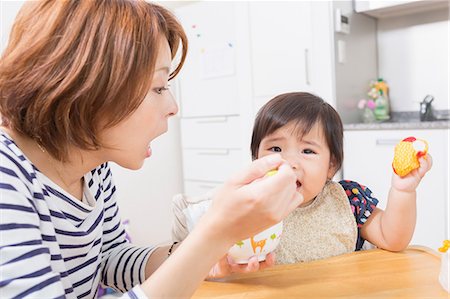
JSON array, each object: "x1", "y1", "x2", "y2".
[{"x1": 327, "y1": 159, "x2": 338, "y2": 179}]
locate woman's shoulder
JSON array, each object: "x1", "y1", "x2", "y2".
[{"x1": 0, "y1": 130, "x2": 37, "y2": 185}]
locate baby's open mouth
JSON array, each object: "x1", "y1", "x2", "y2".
[{"x1": 296, "y1": 180, "x2": 302, "y2": 188}]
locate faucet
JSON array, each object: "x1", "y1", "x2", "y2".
[{"x1": 420, "y1": 95, "x2": 436, "y2": 122}]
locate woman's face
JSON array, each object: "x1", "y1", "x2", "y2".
[
  {"x1": 257, "y1": 121, "x2": 336, "y2": 207},
  {"x1": 99, "y1": 37, "x2": 178, "y2": 169}
]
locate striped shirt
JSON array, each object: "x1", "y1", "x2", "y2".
[{"x1": 0, "y1": 130, "x2": 153, "y2": 298}]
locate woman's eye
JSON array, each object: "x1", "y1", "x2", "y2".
[
  {"x1": 269, "y1": 146, "x2": 282, "y2": 153},
  {"x1": 154, "y1": 85, "x2": 170, "y2": 95},
  {"x1": 302, "y1": 149, "x2": 315, "y2": 154}
]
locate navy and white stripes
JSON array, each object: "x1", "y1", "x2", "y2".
[{"x1": 0, "y1": 130, "x2": 153, "y2": 298}]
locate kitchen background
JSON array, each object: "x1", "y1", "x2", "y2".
[{"x1": 1, "y1": 1, "x2": 449, "y2": 250}]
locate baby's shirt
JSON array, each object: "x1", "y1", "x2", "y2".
[{"x1": 339, "y1": 180, "x2": 379, "y2": 251}]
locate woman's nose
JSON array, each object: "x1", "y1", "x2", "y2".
[{"x1": 168, "y1": 91, "x2": 179, "y2": 117}]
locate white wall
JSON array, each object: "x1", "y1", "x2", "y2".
[
  {"x1": 1, "y1": 0, "x2": 184, "y2": 246},
  {"x1": 0, "y1": 1, "x2": 24, "y2": 53},
  {"x1": 377, "y1": 7, "x2": 450, "y2": 111},
  {"x1": 111, "y1": 116, "x2": 183, "y2": 246}
]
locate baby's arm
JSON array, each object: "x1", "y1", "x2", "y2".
[{"x1": 360, "y1": 155, "x2": 432, "y2": 251}]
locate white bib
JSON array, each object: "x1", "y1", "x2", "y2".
[{"x1": 275, "y1": 181, "x2": 357, "y2": 264}]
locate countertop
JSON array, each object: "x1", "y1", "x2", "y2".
[{"x1": 344, "y1": 111, "x2": 450, "y2": 131}]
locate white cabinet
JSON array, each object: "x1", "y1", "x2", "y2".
[
  {"x1": 343, "y1": 129, "x2": 449, "y2": 249},
  {"x1": 176, "y1": 2, "x2": 240, "y2": 118},
  {"x1": 249, "y1": 2, "x2": 312, "y2": 99},
  {"x1": 175, "y1": 2, "x2": 250, "y2": 196},
  {"x1": 175, "y1": 2, "x2": 337, "y2": 196},
  {"x1": 354, "y1": 0, "x2": 449, "y2": 18},
  {"x1": 180, "y1": 116, "x2": 242, "y2": 149}
]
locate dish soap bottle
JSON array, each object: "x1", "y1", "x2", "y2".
[{"x1": 374, "y1": 89, "x2": 390, "y2": 121}]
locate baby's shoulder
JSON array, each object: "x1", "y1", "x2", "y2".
[
  {"x1": 339, "y1": 180, "x2": 372, "y2": 196},
  {"x1": 338, "y1": 179, "x2": 379, "y2": 207}
]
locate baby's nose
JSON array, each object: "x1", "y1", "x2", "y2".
[{"x1": 288, "y1": 158, "x2": 301, "y2": 170}]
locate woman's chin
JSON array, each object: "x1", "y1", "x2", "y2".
[{"x1": 115, "y1": 158, "x2": 145, "y2": 171}]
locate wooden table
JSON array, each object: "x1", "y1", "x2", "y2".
[{"x1": 193, "y1": 246, "x2": 449, "y2": 298}]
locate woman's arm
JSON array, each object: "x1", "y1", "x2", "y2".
[
  {"x1": 140, "y1": 154, "x2": 303, "y2": 298},
  {"x1": 144, "y1": 240, "x2": 276, "y2": 281},
  {"x1": 361, "y1": 155, "x2": 432, "y2": 251},
  {"x1": 0, "y1": 174, "x2": 66, "y2": 298},
  {"x1": 144, "y1": 243, "x2": 180, "y2": 278}
]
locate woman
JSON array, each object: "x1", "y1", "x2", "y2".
[{"x1": 0, "y1": 1, "x2": 302, "y2": 298}]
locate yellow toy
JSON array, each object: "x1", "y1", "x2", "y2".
[
  {"x1": 439, "y1": 240, "x2": 450, "y2": 253},
  {"x1": 266, "y1": 170, "x2": 278, "y2": 177},
  {"x1": 392, "y1": 137, "x2": 428, "y2": 177}
]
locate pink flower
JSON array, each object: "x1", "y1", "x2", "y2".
[
  {"x1": 367, "y1": 99, "x2": 376, "y2": 110},
  {"x1": 357, "y1": 99, "x2": 367, "y2": 110}
]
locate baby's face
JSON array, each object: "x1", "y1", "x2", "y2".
[{"x1": 257, "y1": 121, "x2": 335, "y2": 207}]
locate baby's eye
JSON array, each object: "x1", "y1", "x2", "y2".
[
  {"x1": 302, "y1": 149, "x2": 316, "y2": 154},
  {"x1": 154, "y1": 85, "x2": 170, "y2": 95},
  {"x1": 269, "y1": 146, "x2": 282, "y2": 153}
]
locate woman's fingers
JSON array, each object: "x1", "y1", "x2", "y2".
[
  {"x1": 207, "y1": 253, "x2": 277, "y2": 280},
  {"x1": 206, "y1": 155, "x2": 301, "y2": 248},
  {"x1": 241, "y1": 161, "x2": 301, "y2": 220},
  {"x1": 228, "y1": 253, "x2": 276, "y2": 274},
  {"x1": 207, "y1": 255, "x2": 231, "y2": 279},
  {"x1": 228, "y1": 154, "x2": 284, "y2": 186}
]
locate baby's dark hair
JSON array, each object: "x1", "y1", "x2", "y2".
[{"x1": 250, "y1": 92, "x2": 344, "y2": 172}]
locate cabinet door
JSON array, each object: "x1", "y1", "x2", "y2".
[
  {"x1": 184, "y1": 180, "x2": 222, "y2": 197},
  {"x1": 182, "y1": 148, "x2": 244, "y2": 182},
  {"x1": 249, "y1": 1, "x2": 312, "y2": 103},
  {"x1": 353, "y1": 0, "x2": 448, "y2": 18},
  {"x1": 343, "y1": 129, "x2": 449, "y2": 249},
  {"x1": 176, "y1": 2, "x2": 240, "y2": 117},
  {"x1": 180, "y1": 116, "x2": 242, "y2": 149}
]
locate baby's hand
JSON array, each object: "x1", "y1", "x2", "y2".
[{"x1": 391, "y1": 154, "x2": 433, "y2": 193}]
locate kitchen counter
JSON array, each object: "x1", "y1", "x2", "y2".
[{"x1": 344, "y1": 111, "x2": 450, "y2": 131}]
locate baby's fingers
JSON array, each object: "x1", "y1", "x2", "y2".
[{"x1": 418, "y1": 154, "x2": 433, "y2": 177}]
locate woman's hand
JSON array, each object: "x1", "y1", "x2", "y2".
[
  {"x1": 201, "y1": 153, "x2": 303, "y2": 246},
  {"x1": 391, "y1": 154, "x2": 433, "y2": 193},
  {"x1": 206, "y1": 253, "x2": 275, "y2": 280}
]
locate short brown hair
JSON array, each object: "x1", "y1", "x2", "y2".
[
  {"x1": 0, "y1": 0, "x2": 187, "y2": 161},
  {"x1": 250, "y1": 92, "x2": 344, "y2": 172}
]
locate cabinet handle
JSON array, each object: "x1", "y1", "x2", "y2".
[
  {"x1": 305, "y1": 48, "x2": 310, "y2": 85},
  {"x1": 197, "y1": 149, "x2": 229, "y2": 156},
  {"x1": 198, "y1": 184, "x2": 218, "y2": 190},
  {"x1": 376, "y1": 139, "x2": 399, "y2": 146},
  {"x1": 196, "y1": 117, "x2": 228, "y2": 124}
]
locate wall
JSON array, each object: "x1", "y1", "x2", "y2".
[
  {"x1": 1, "y1": 1, "x2": 184, "y2": 246},
  {"x1": 333, "y1": 1, "x2": 379, "y2": 124},
  {"x1": 377, "y1": 7, "x2": 449, "y2": 111},
  {"x1": 111, "y1": 115, "x2": 183, "y2": 246},
  {"x1": 0, "y1": 1, "x2": 24, "y2": 53}
]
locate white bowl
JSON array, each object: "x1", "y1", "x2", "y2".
[{"x1": 228, "y1": 221, "x2": 283, "y2": 264}]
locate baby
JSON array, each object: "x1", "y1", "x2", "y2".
[{"x1": 172, "y1": 92, "x2": 432, "y2": 264}]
